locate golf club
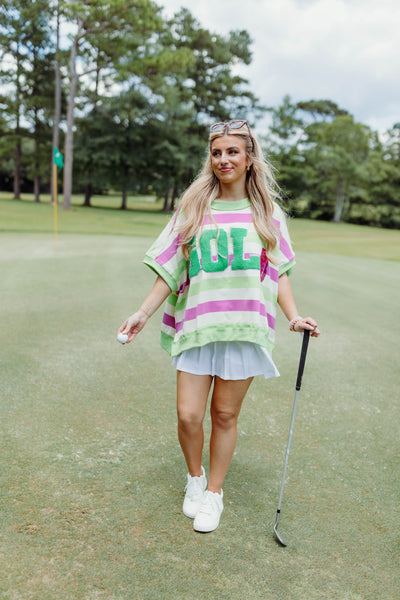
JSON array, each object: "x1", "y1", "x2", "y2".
[{"x1": 273, "y1": 328, "x2": 310, "y2": 547}]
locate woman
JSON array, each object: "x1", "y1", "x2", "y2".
[{"x1": 118, "y1": 120, "x2": 320, "y2": 533}]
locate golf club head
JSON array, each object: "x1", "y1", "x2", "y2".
[
  {"x1": 273, "y1": 525, "x2": 287, "y2": 547},
  {"x1": 273, "y1": 512, "x2": 287, "y2": 547}
]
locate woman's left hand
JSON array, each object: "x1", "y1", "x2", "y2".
[{"x1": 294, "y1": 317, "x2": 320, "y2": 337}]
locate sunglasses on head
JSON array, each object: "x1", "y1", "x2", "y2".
[{"x1": 209, "y1": 120, "x2": 254, "y2": 148}]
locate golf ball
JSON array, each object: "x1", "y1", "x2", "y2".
[{"x1": 117, "y1": 332, "x2": 129, "y2": 344}]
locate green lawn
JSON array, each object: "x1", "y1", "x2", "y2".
[
  {"x1": 1, "y1": 192, "x2": 400, "y2": 260},
  {"x1": 0, "y1": 192, "x2": 171, "y2": 239},
  {"x1": 1, "y1": 197, "x2": 399, "y2": 599}
]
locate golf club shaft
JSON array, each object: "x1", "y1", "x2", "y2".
[
  {"x1": 276, "y1": 388, "x2": 300, "y2": 512},
  {"x1": 277, "y1": 329, "x2": 310, "y2": 513}
]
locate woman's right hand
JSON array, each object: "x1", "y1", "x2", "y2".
[{"x1": 118, "y1": 309, "x2": 149, "y2": 344}]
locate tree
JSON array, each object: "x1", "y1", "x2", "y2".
[
  {"x1": 349, "y1": 125, "x2": 400, "y2": 228},
  {"x1": 0, "y1": 116, "x2": 14, "y2": 190},
  {"x1": 302, "y1": 115, "x2": 371, "y2": 222},
  {"x1": 61, "y1": 0, "x2": 162, "y2": 209},
  {"x1": 0, "y1": 0, "x2": 54, "y2": 200},
  {"x1": 158, "y1": 8, "x2": 260, "y2": 121},
  {"x1": 72, "y1": 108, "x2": 112, "y2": 206},
  {"x1": 73, "y1": 89, "x2": 152, "y2": 208},
  {"x1": 71, "y1": 6, "x2": 261, "y2": 210},
  {"x1": 296, "y1": 99, "x2": 349, "y2": 121},
  {"x1": 25, "y1": 57, "x2": 54, "y2": 202},
  {"x1": 263, "y1": 95, "x2": 305, "y2": 208},
  {"x1": 23, "y1": 1, "x2": 55, "y2": 202},
  {"x1": 143, "y1": 7, "x2": 262, "y2": 210},
  {"x1": 264, "y1": 97, "x2": 379, "y2": 224},
  {"x1": 0, "y1": 0, "x2": 27, "y2": 198}
]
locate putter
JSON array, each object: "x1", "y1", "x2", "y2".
[{"x1": 273, "y1": 328, "x2": 310, "y2": 547}]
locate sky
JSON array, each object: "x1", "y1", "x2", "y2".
[{"x1": 159, "y1": 0, "x2": 400, "y2": 134}]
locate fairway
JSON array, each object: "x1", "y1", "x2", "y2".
[{"x1": 1, "y1": 223, "x2": 399, "y2": 599}]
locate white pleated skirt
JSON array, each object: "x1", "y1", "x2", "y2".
[{"x1": 172, "y1": 341, "x2": 280, "y2": 380}]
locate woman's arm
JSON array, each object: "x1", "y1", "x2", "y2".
[
  {"x1": 278, "y1": 273, "x2": 320, "y2": 337},
  {"x1": 118, "y1": 275, "x2": 172, "y2": 344}
]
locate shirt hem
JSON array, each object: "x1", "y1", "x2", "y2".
[{"x1": 161, "y1": 325, "x2": 275, "y2": 357}]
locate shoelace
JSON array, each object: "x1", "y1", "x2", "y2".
[
  {"x1": 185, "y1": 476, "x2": 204, "y2": 499},
  {"x1": 197, "y1": 493, "x2": 218, "y2": 516}
]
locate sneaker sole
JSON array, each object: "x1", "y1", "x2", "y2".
[
  {"x1": 193, "y1": 511, "x2": 222, "y2": 533},
  {"x1": 193, "y1": 521, "x2": 220, "y2": 533},
  {"x1": 183, "y1": 507, "x2": 199, "y2": 519}
]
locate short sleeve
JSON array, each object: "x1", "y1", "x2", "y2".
[
  {"x1": 271, "y1": 204, "x2": 296, "y2": 277},
  {"x1": 143, "y1": 209, "x2": 188, "y2": 293}
]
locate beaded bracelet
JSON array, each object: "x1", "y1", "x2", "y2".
[{"x1": 289, "y1": 316, "x2": 302, "y2": 332}]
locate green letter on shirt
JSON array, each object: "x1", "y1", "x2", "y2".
[
  {"x1": 189, "y1": 244, "x2": 201, "y2": 277},
  {"x1": 200, "y1": 230, "x2": 229, "y2": 272},
  {"x1": 231, "y1": 228, "x2": 260, "y2": 270}
]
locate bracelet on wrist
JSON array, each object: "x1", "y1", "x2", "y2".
[{"x1": 289, "y1": 316, "x2": 302, "y2": 332}]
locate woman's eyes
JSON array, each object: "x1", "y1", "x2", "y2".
[{"x1": 212, "y1": 149, "x2": 238, "y2": 157}]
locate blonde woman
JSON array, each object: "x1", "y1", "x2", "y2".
[{"x1": 119, "y1": 121, "x2": 320, "y2": 533}]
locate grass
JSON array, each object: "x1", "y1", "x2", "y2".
[
  {"x1": 0, "y1": 192, "x2": 171, "y2": 239},
  {"x1": 1, "y1": 192, "x2": 400, "y2": 261},
  {"x1": 1, "y1": 196, "x2": 399, "y2": 599}
]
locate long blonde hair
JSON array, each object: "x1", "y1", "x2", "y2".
[{"x1": 177, "y1": 128, "x2": 281, "y2": 259}]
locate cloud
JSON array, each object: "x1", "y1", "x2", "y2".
[{"x1": 161, "y1": 0, "x2": 400, "y2": 131}]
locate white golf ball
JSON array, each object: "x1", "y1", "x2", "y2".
[{"x1": 117, "y1": 332, "x2": 129, "y2": 344}]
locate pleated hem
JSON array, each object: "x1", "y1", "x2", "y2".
[{"x1": 172, "y1": 341, "x2": 279, "y2": 380}]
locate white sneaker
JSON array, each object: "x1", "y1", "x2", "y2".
[
  {"x1": 193, "y1": 490, "x2": 224, "y2": 533},
  {"x1": 183, "y1": 466, "x2": 207, "y2": 518}
]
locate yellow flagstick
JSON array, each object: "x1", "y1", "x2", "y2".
[{"x1": 53, "y1": 162, "x2": 58, "y2": 250}]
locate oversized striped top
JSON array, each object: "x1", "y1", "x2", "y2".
[{"x1": 143, "y1": 198, "x2": 295, "y2": 357}]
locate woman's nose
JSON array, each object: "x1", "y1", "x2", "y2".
[{"x1": 220, "y1": 152, "x2": 229, "y2": 163}]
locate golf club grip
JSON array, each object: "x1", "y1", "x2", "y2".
[{"x1": 295, "y1": 329, "x2": 310, "y2": 391}]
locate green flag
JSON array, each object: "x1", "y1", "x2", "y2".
[{"x1": 54, "y1": 147, "x2": 64, "y2": 169}]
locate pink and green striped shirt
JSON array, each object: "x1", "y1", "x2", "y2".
[{"x1": 143, "y1": 198, "x2": 295, "y2": 357}]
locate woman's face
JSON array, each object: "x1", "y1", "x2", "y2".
[{"x1": 210, "y1": 135, "x2": 251, "y2": 187}]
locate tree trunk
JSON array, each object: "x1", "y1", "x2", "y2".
[
  {"x1": 63, "y1": 31, "x2": 81, "y2": 209},
  {"x1": 13, "y1": 43, "x2": 21, "y2": 200},
  {"x1": 333, "y1": 181, "x2": 346, "y2": 223},
  {"x1": 169, "y1": 183, "x2": 179, "y2": 212},
  {"x1": 121, "y1": 187, "x2": 127, "y2": 210},
  {"x1": 162, "y1": 189, "x2": 170, "y2": 212},
  {"x1": 34, "y1": 176, "x2": 40, "y2": 203},
  {"x1": 34, "y1": 97, "x2": 40, "y2": 203},
  {"x1": 13, "y1": 140, "x2": 21, "y2": 199},
  {"x1": 51, "y1": 0, "x2": 62, "y2": 203},
  {"x1": 83, "y1": 184, "x2": 92, "y2": 207}
]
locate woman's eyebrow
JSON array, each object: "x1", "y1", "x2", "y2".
[{"x1": 212, "y1": 145, "x2": 240, "y2": 151}]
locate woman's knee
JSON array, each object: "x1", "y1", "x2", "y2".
[
  {"x1": 210, "y1": 377, "x2": 252, "y2": 429},
  {"x1": 177, "y1": 407, "x2": 204, "y2": 432},
  {"x1": 210, "y1": 405, "x2": 238, "y2": 429}
]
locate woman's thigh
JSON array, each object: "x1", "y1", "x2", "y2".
[{"x1": 176, "y1": 371, "x2": 213, "y2": 423}]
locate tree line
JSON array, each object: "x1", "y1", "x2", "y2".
[
  {"x1": 1, "y1": 0, "x2": 399, "y2": 228},
  {"x1": 266, "y1": 97, "x2": 400, "y2": 228}
]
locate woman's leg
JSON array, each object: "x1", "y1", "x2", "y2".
[
  {"x1": 208, "y1": 376, "x2": 253, "y2": 493},
  {"x1": 176, "y1": 371, "x2": 213, "y2": 476}
]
